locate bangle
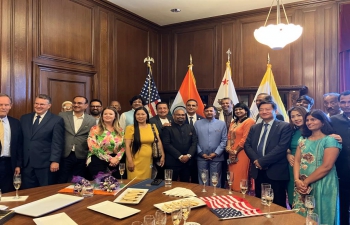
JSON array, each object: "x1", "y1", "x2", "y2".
[{"x1": 294, "y1": 179, "x2": 300, "y2": 182}]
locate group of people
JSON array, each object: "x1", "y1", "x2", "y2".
[{"x1": 0, "y1": 90, "x2": 349, "y2": 225}]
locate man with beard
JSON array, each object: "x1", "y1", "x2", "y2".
[
  {"x1": 58, "y1": 96, "x2": 96, "y2": 183},
  {"x1": 162, "y1": 107, "x2": 197, "y2": 182},
  {"x1": 323, "y1": 93, "x2": 342, "y2": 117},
  {"x1": 195, "y1": 105, "x2": 227, "y2": 188},
  {"x1": 110, "y1": 100, "x2": 121, "y2": 114},
  {"x1": 295, "y1": 95, "x2": 314, "y2": 110},
  {"x1": 90, "y1": 99, "x2": 103, "y2": 124}
]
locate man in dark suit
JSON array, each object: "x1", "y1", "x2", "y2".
[
  {"x1": 0, "y1": 93, "x2": 23, "y2": 193},
  {"x1": 255, "y1": 93, "x2": 284, "y2": 122},
  {"x1": 162, "y1": 107, "x2": 197, "y2": 182},
  {"x1": 149, "y1": 102, "x2": 172, "y2": 179},
  {"x1": 185, "y1": 99, "x2": 203, "y2": 183},
  {"x1": 20, "y1": 94, "x2": 64, "y2": 189},
  {"x1": 58, "y1": 96, "x2": 96, "y2": 183},
  {"x1": 245, "y1": 100, "x2": 292, "y2": 207}
]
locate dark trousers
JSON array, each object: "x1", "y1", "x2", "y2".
[
  {"x1": 190, "y1": 160, "x2": 199, "y2": 183},
  {"x1": 87, "y1": 155, "x2": 126, "y2": 180},
  {"x1": 58, "y1": 151, "x2": 86, "y2": 183},
  {"x1": 221, "y1": 151, "x2": 229, "y2": 188},
  {"x1": 166, "y1": 165, "x2": 191, "y2": 182},
  {"x1": 339, "y1": 180, "x2": 350, "y2": 225},
  {"x1": 22, "y1": 163, "x2": 56, "y2": 189},
  {"x1": 0, "y1": 157, "x2": 14, "y2": 193},
  {"x1": 255, "y1": 170, "x2": 288, "y2": 208}
]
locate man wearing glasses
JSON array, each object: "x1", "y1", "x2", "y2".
[
  {"x1": 58, "y1": 96, "x2": 95, "y2": 183},
  {"x1": 323, "y1": 93, "x2": 342, "y2": 117},
  {"x1": 255, "y1": 93, "x2": 284, "y2": 123},
  {"x1": 20, "y1": 94, "x2": 64, "y2": 188},
  {"x1": 90, "y1": 99, "x2": 103, "y2": 124}
]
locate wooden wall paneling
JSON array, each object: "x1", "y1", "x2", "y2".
[
  {"x1": 114, "y1": 19, "x2": 149, "y2": 112},
  {"x1": 39, "y1": 0, "x2": 94, "y2": 66},
  {"x1": 160, "y1": 32, "x2": 172, "y2": 91},
  {"x1": 38, "y1": 67, "x2": 94, "y2": 115},
  {"x1": 149, "y1": 30, "x2": 160, "y2": 87},
  {"x1": 214, "y1": 23, "x2": 222, "y2": 90},
  {"x1": 290, "y1": 9, "x2": 304, "y2": 85}
]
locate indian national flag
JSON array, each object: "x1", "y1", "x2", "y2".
[
  {"x1": 213, "y1": 61, "x2": 239, "y2": 121},
  {"x1": 250, "y1": 63, "x2": 288, "y2": 122},
  {"x1": 170, "y1": 65, "x2": 205, "y2": 117}
]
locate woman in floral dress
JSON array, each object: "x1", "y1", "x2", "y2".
[
  {"x1": 87, "y1": 107, "x2": 125, "y2": 178},
  {"x1": 293, "y1": 110, "x2": 341, "y2": 225}
]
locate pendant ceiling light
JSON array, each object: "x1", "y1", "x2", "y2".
[{"x1": 254, "y1": 0, "x2": 303, "y2": 50}]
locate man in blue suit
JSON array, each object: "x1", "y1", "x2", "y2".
[
  {"x1": 20, "y1": 94, "x2": 65, "y2": 189},
  {"x1": 0, "y1": 94, "x2": 23, "y2": 193}
]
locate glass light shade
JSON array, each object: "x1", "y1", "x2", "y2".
[{"x1": 254, "y1": 23, "x2": 303, "y2": 50}]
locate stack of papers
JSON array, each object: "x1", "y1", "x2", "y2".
[{"x1": 162, "y1": 187, "x2": 196, "y2": 197}]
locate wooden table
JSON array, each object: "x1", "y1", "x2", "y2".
[{"x1": 3, "y1": 181, "x2": 306, "y2": 225}]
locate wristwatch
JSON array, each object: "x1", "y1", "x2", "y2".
[{"x1": 187, "y1": 154, "x2": 192, "y2": 158}]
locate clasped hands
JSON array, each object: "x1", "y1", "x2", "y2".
[
  {"x1": 109, "y1": 157, "x2": 120, "y2": 167},
  {"x1": 226, "y1": 146, "x2": 237, "y2": 162},
  {"x1": 202, "y1": 153, "x2": 217, "y2": 160},
  {"x1": 295, "y1": 179, "x2": 311, "y2": 194},
  {"x1": 253, "y1": 160, "x2": 262, "y2": 170}
]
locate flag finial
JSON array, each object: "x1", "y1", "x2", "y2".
[
  {"x1": 226, "y1": 48, "x2": 231, "y2": 62},
  {"x1": 267, "y1": 53, "x2": 270, "y2": 64},
  {"x1": 144, "y1": 56, "x2": 154, "y2": 67},
  {"x1": 190, "y1": 54, "x2": 193, "y2": 65}
]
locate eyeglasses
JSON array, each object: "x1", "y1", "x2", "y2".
[{"x1": 90, "y1": 105, "x2": 102, "y2": 108}]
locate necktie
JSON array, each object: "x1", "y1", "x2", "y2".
[
  {"x1": 32, "y1": 115, "x2": 41, "y2": 133},
  {"x1": 189, "y1": 117, "x2": 194, "y2": 126},
  {"x1": 0, "y1": 120, "x2": 4, "y2": 154},
  {"x1": 257, "y1": 124, "x2": 269, "y2": 158}
]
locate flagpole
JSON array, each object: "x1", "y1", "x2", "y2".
[{"x1": 144, "y1": 56, "x2": 154, "y2": 111}]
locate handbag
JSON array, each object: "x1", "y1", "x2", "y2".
[{"x1": 151, "y1": 124, "x2": 162, "y2": 158}]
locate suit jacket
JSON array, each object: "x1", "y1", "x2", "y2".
[
  {"x1": 7, "y1": 116, "x2": 23, "y2": 172},
  {"x1": 58, "y1": 111, "x2": 96, "y2": 159},
  {"x1": 185, "y1": 114, "x2": 204, "y2": 125},
  {"x1": 244, "y1": 119, "x2": 292, "y2": 180},
  {"x1": 20, "y1": 111, "x2": 65, "y2": 168},
  {"x1": 149, "y1": 115, "x2": 172, "y2": 136},
  {"x1": 162, "y1": 123, "x2": 198, "y2": 167}
]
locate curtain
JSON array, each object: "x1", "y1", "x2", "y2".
[{"x1": 339, "y1": 4, "x2": 350, "y2": 92}]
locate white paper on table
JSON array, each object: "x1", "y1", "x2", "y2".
[
  {"x1": 33, "y1": 212, "x2": 78, "y2": 225},
  {"x1": 162, "y1": 187, "x2": 196, "y2": 197},
  {"x1": 0, "y1": 205, "x2": 8, "y2": 210},
  {"x1": 0, "y1": 196, "x2": 29, "y2": 202}
]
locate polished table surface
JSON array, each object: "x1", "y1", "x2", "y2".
[{"x1": 3, "y1": 181, "x2": 306, "y2": 225}]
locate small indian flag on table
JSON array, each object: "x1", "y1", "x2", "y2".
[{"x1": 199, "y1": 195, "x2": 262, "y2": 219}]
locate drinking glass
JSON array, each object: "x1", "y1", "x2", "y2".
[
  {"x1": 264, "y1": 188, "x2": 274, "y2": 218},
  {"x1": 144, "y1": 215, "x2": 155, "y2": 225},
  {"x1": 261, "y1": 183, "x2": 271, "y2": 205},
  {"x1": 227, "y1": 171, "x2": 233, "y2": 194},
  {"x1": 305, "y1": 195, "x2": 315, "y2": 214},
  {"x1": 81, "y1": 184, "x2": 94, "y2": 197},
  {"x1": 164, "y1": 169, "x2": 173, "y2": 187},
  {"x1": 171, "y1": 208, "x2": 182, "y2": 225},
  {"x1": 155, "y1": 210, "x2": 167, "y2": 225},
  {"x1": 119, "y1": 163, "x2": 125, "y2": 184},
  {"x1": 201, "y1": 169, "x2": 208, "y2": 192},
  {"x1": 131, "y1": 222, "x2": 143, "y2": 225},
  {"x1": 181, "y1": 200, "x2": 191, "y2": 225},
  {"x1": 13, "y1": 174, "x2": 21, "y2": 199},
  {"x1": 240, "y1": 179, "x2": 248, "y2": 198},
  {"x1": 306, "y1": 213, "x2": 319, "y2": 225},
  {"x1": 211, "y1": 172, "x2": 219, "y2": 196}
]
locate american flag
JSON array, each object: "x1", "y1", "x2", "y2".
[
  {"x1": 140, "y1": 66, "x2": 161, "y2": 117},
  {"x1": 200, "y1": 195, "x2": 262, "y2": 219}
]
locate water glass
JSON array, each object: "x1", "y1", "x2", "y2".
[
  {"x1": 144, "y1": 215, "x2": 155, "y2": 225},
  {"x1": 264, "y1": 188, "x2": 274, "y2": 218},
  {"x1": 171, "y1": 208, "x2": 182, "y2": 225},
  {"x1": 13, "y1": 174, "x2": 21, "y2": 199},
  {"x1": 240, "y1": 179, "x2": 248, "y2": 198},
  {"x1": 306, "y1": 213, "x2": 319, "y2": 225},
  {"x1": 81, "y1": 184, "x2": 94, "y2": 197},
  {"x1": 201, "y1": 169, "x2": 208, "y2": 192},
  {"x1": 261, "y1": 183, "x2": 271, "y2": 205},
  {"x1": 155, "y1": 209, "x2": 167, "y2": 225},
  {"x1": 305, "y1": 195, "x2": 315, "y2": 214},
  {"x1": 211, "y1": 172, "x2": 219, "y2": 196},
  {"x1": 164, "y1": 169, "x2": 173, "y2": 187},
  {"x1": 119, "y1": 163, "x2": 125, "y2": 184},
  {"x1": 227, "y1": 171, "x2": 234, "y2": 194}
]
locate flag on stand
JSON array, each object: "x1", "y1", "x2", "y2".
[
  {"x1": 140, "y1": 65, "x2": 161, "y2": 118},
  {"x1": 213, "y1": 61, "x2": 239, "y2": 121},
  {"x1": 249, "y1": 63, "x2": 288, "y2": 122},
  {"x1": 170, "y1": 64, "x2": 205, "y2": 117},
  {"x1": 200, "y1": 195, "x2": 262, "y2": 219}
]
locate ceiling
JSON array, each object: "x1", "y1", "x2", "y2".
[{"x1": 107, "y1": 0, "x2": 304, "y2": 26}]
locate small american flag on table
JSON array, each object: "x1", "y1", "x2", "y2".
[{"x1": 199, "y1": 195, "x2": 262, "y2": 219}]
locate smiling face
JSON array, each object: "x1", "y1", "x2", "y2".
[
  {"x1": 221, "y1": 99, "x2": 233, "y2": 113},
  {"x1": 156, "y1": 103, "x2": 169, "y2": 119},
  {"x1": 173, "y1": 109, "x2": 186, "y2": 124},
  {"x1": 132, "y1": 99, "x2": 143, "y2": 110},
  {"x1": 73, "y1": 97, "x2": 88, "y2": 114},
  {"x1": 258, "y1": 103, "x2": 276, "y2": 122},
  {"x1": 102, "y1": 109, "x2": 116, "y2": 124},
  {"x1": 0, "y1": 96, "x2": 12, "y2": 118},
  {"x1": 135, "y1": 109, "x2": 148, "y2": 124},
  {"x1": 204, "y1": 107, "x2": 216, "y2": 120},
  {"x1": 305, "y1": 115, "x2": 323, "y2": 132},
  {"x1": 234, "y1": 107, "x2": 247, "y2": 119},
  {"x1": 90, "y1": 101, "x2": 102, "y2": 116},
  {"x1": 186, "y1": 100, "x2": 198, "y2": 115},
  {"x1": 34, "y1": 98, "x2": 51, "y2": 115},
  {"x1": 290, "y1": 110, "x2": 304, "y2": 127}
]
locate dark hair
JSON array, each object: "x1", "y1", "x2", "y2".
[
  {"x1": 186, "y1": 99, "x2": 198, "y2": 105},
  {"x1": 297, "y1": 95, "x2": 314, "y2": 107},
  {"x1": 172, "y1": 106, "x2": 186, "y2": 114},
  {"x1": 204, "y1": 105, "x2": 217, "y2": 113},
  {"x1": 156, "y1": 102, "x2": 169, "y2": 109},
  {"x1": 97, "y1": 107, "x2": 122, "y2": 136},
  {"x1": 301, "y1": 109, "x2": 335, "y2": 138},
  {"x1": 220, "y1": 97, "x2": 233, "y2": 104},
  {"x1": 129, "y1": 95, "x2": 146, "y2": 106},
  {"x1": 37, "y1": 94, "x2": 52, "y2": 104},
  {"x1": 258, "y1": 100, "x2": 277, "y2": 110},
  {"x1": 233, "y1": 103, "x2": 250, "y2": 122},
  {"x1": 131, "y1": 107, "x2": 150, "y2": 156},
  {"x1": 73, "y1": 96, "x2": 88, "y2": 104},
  {"x1": 339, "y1": 90, "x2": 350, "y2": 101},
  {"x1": 90, "y1": 99, "x2": 102, "y2": 106},
  {"x1": 288, "y1": 106, "x2": 308, "y2": 130},
  {"x1": 257, "y1": 93, "x2": 272, "y2": 101}
]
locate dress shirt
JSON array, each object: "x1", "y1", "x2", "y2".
[
  {"x1": 73, "y1": 112, "x2": 84, "y2": 133},
  {"x1": 187, "y1": 114, "x2": 197, "y2": 124},
  {"x1": 257, "y1": 119, "x2": 274, "y2": 156},
  {"x1": 119, "y1": 109, "x2": 135, "y2": 130},
  {"x1": 0, "y1": 116, "x2": 11, "y2": 157},
  {"x1": 194, "y1": 118, "x2": 227, "y2": 161},
  {"x1": 327, "y1": 110, "x2": 343, "y2": 117},
  {"x1": 32, "y1": 111, "x2": 48, "y2": 124},
  {"x1": 159, "y1": 118, "x2": 169, "y2": 125}
]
